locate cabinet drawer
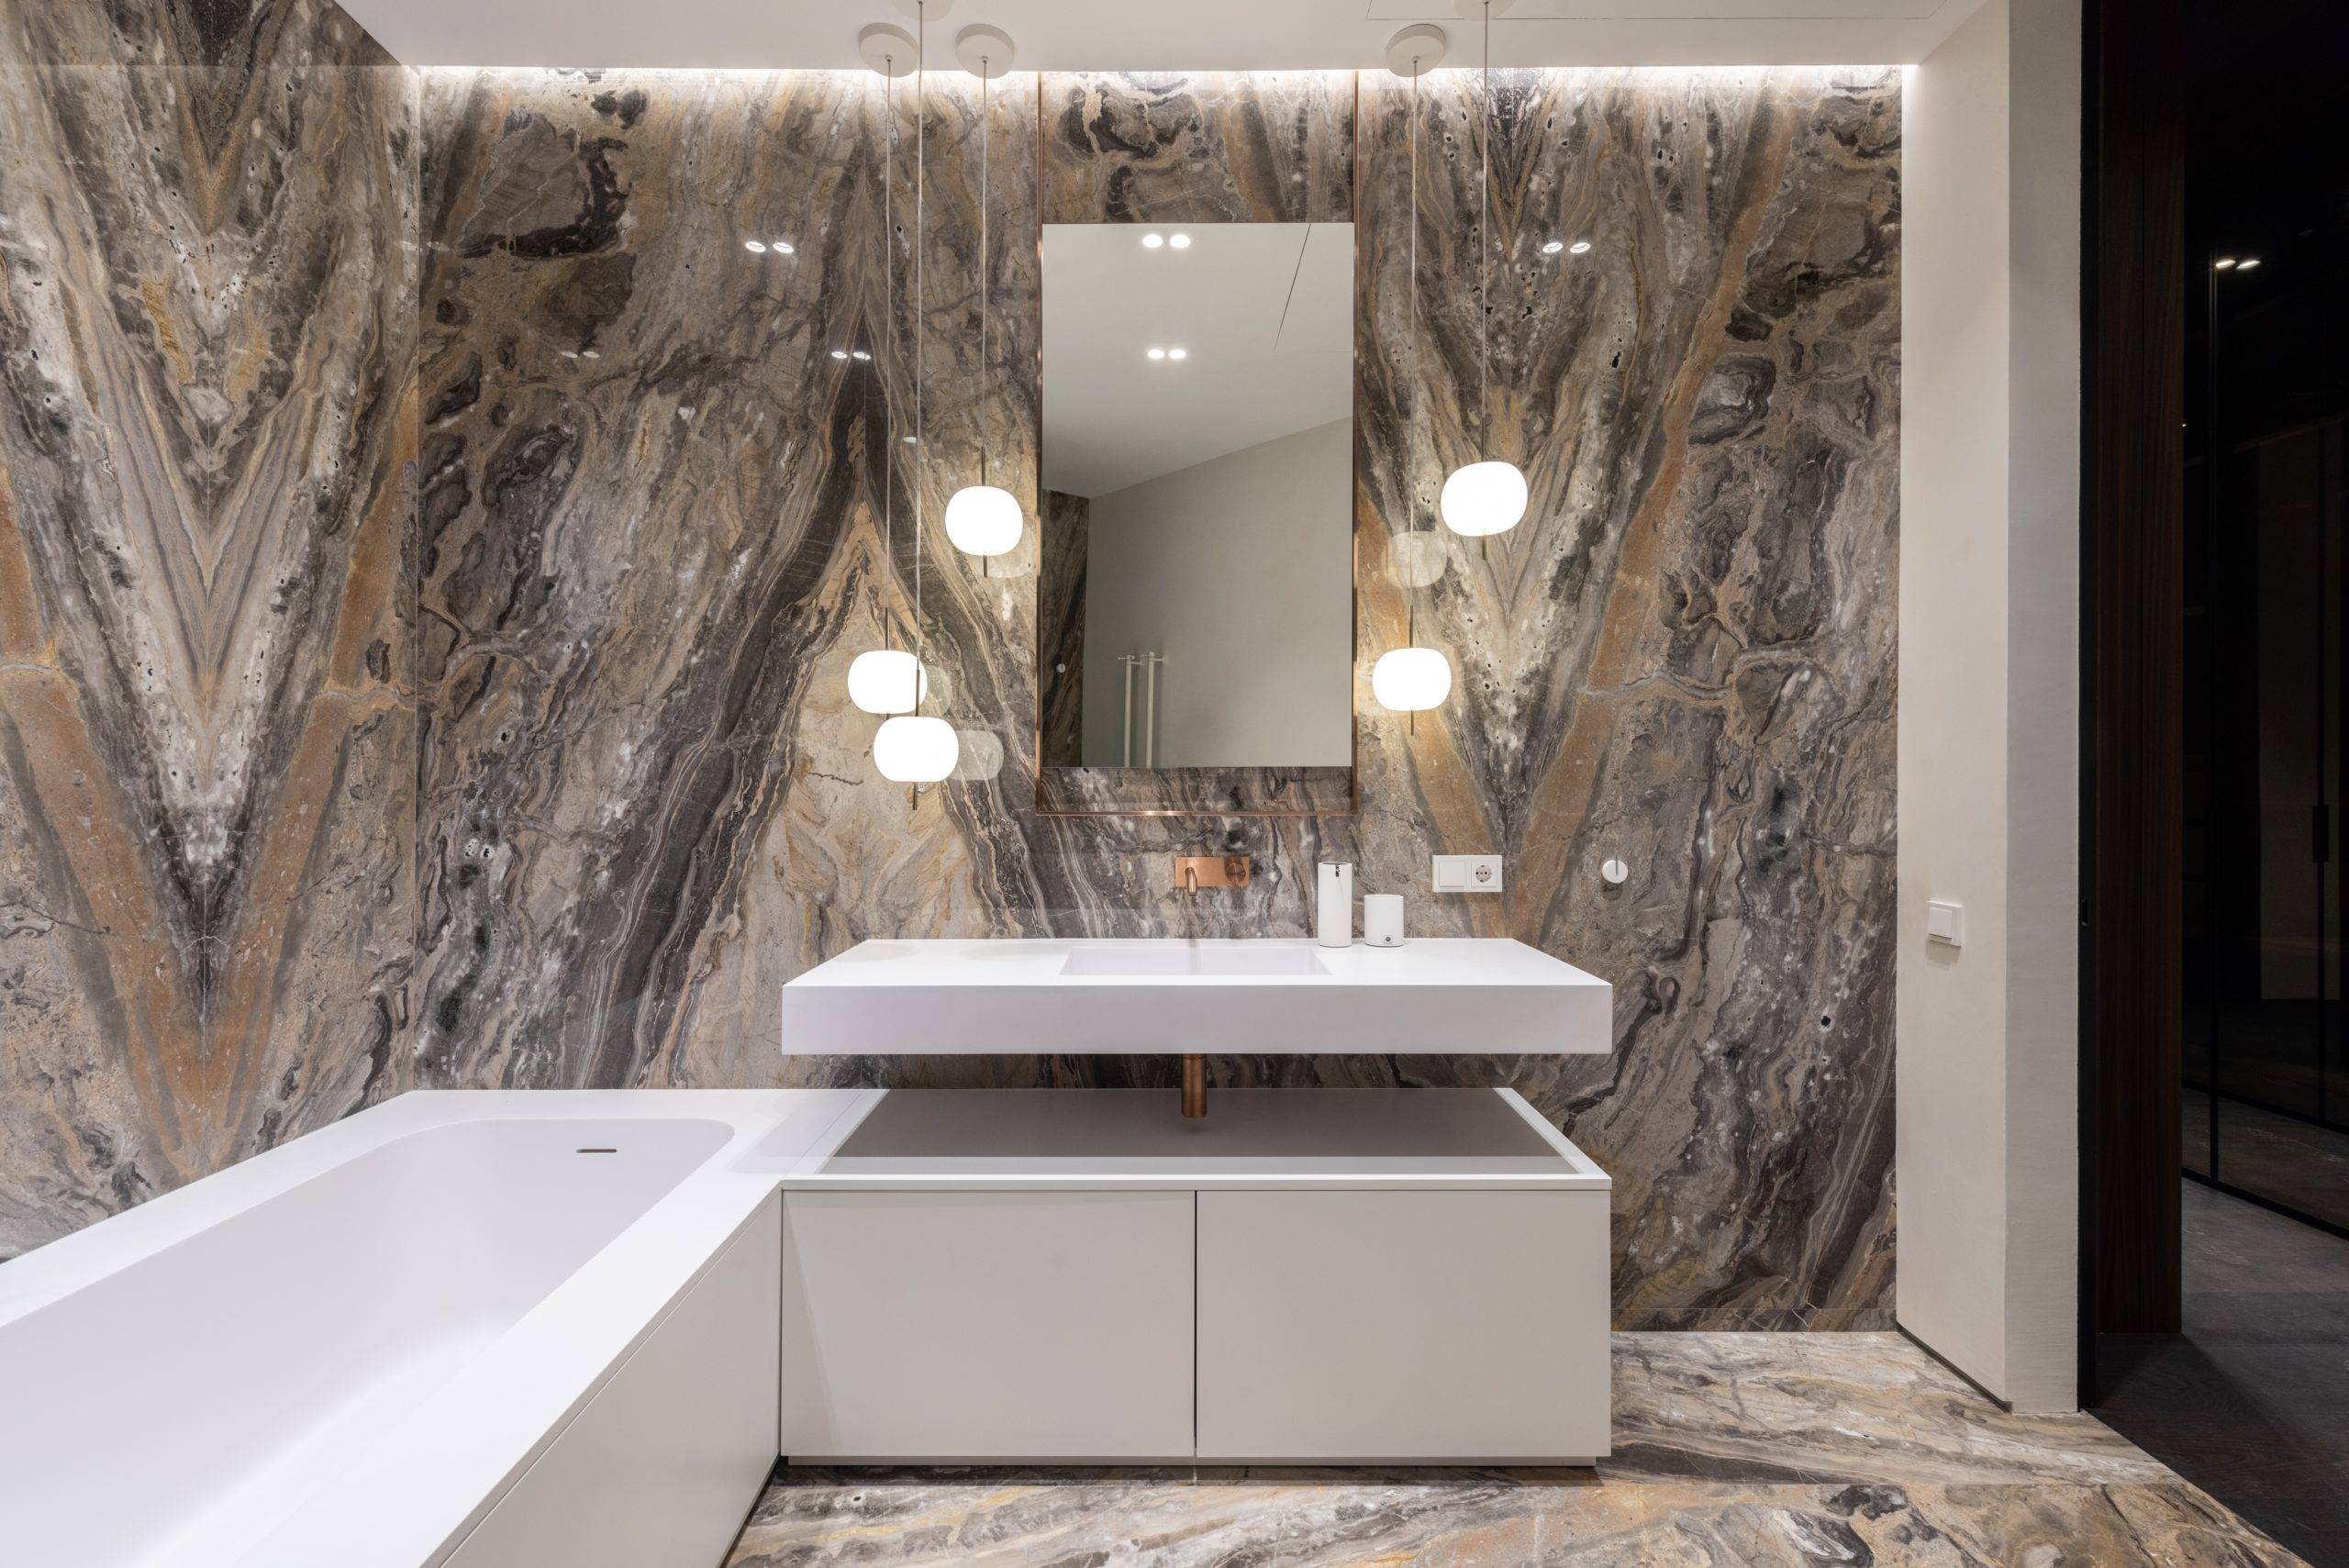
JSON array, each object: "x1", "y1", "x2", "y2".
[
  {"x1": 1197, "y1": 1189, "x2": 1609, "y2": 1462},
  {"x1": 781, "y1": 1190, "x2": 1194, "y2": 1461}
]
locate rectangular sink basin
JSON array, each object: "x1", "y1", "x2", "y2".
[
  {"x1": 1061, "y1": 948, "x2": 1330, "y2": 978},
  {"x1": 779, "y1": 938, "x2": 1612, "y2": 1055}
]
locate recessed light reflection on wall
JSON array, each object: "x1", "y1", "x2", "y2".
[
  {"x1": 2236, "y1": 257, "x2": 2261, "y2": 271},
  {"x1": 852, "y1": 349, "x2": 872, "y2": 361},
  {"x1": 773, "y1": 239, "x2": 796, "y2": 255},
  {"x1": 1569, "y1": 239, "x2": 1592, "y2": 255},
  {"x1": 1167, "y1": 233, "x2": 1191, "y2": 250},
  {"x1": 1542, "y1": 239, "x2": 1564, "y2": 255},
  {"x1": 744, "y1": 239, "x2": 767, "y2": 253},
  {"x1": 2215, "y1": 257, "x2": 2238, "y2": 270},
  {"x1": 1147, "y1": 347, "x2": 1166, "y2": 360},
  {"x1": 1167, "y1": 347, "x2": 1187, "y2": 360},
  {"x1": 829, "y1": 349, "x2": 850, "y2": 361},
  {"x1": 1142, "y1": 233, "x2": 1164, "y2": 249}
]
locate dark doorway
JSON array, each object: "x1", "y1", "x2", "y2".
[{"x1": 2085, "y1": 0, "x2": 2349, "y2": 1558}]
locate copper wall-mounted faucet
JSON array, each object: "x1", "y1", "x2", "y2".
[{"x1": 1175, "y1": 855, "x2": 1250, "y2": 894}]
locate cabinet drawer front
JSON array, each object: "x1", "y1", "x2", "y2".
[
  {"x1": 782, "y1": 1191, "x2": 1195, "y2": 1461},
  {"x1": 1197, "y1": 1190, "x2": 1609, "y2": 1461}
]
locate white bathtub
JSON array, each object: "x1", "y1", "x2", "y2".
[{"x1": 0, "y1": 1091, "x2": 867, "y2": 1568}]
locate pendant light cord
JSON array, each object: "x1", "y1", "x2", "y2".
[
  {"x1": 913, "y1": 0, "x2": 927, "y2": 712},
  {"x1": 882, "y1": 61, "x2": 896, "y2": 652},
  {"x1": 1479, "y1": 0, "x2": 1492, "y2": 456},
  {"x1": 979, "y1": 59, "x2": 989, "y2": 489},
  {"x1": 1408, "y1": 55, "x2": 1419, "y2": 653}
]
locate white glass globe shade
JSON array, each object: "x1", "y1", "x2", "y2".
[
  {"x1": 944, "y1": 484, "x2": 1023, "y2": 557},
  {"x1": 846, "y1": 648, "x2": 926, "y2": 715},
  {"x1": 1440, "y1": 460, "x2": 1528, "y2": 537},
  {"x1": 1372, "y1": 646, "x2": 1453, "y2": 712},
  {"x1": 873, "y1": 714, "x2": 959, "y2": 783}
]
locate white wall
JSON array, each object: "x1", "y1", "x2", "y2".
[
  {"x1": 1898, "y1": 0, "x2": 2081, "y2": 1412},
  {"x1": 1080, "y1": 420, "x2": 1353, "y2": 768}
]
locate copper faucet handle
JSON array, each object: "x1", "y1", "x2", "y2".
[{"x1": 1175, "y1": 854, "x2": 1251, "y2": 891}]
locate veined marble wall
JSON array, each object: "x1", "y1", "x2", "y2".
[
  {"x1": 0, "y1": 0, "x2": 416, "y2": 1256},
  {"x1": 414, "y1": 66, "x2": 1899, "y2": 1328},
  {"x1": 2, "y1": 13, "x2": 1898, "y2": 1329}
]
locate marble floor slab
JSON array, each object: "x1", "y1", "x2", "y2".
[{"x1": 728, "y1": 1333, "x2": 2307, "y2": 1567}]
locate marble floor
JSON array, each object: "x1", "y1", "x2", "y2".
[{"x1": 727, "y1": 1332, "x2": 2305, "y2": 1567}]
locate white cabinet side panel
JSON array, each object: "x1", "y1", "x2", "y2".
[
  {"x1": 1197, "y1": 1190, "x2": 1609, "y2": 1461},
  {"x1": 443, "y1": 1191, "x2": 783, "y2": 1568},
  {"x1": 782, "y1": 1190, "x2": 1194, "y2": 1461}
]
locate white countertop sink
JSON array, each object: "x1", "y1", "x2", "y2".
[{"x1": 779, "y1": 938, "x2": 1611, "y2": 1056}]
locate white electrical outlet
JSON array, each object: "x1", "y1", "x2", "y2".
[{"x1": 1432, "y1": 854, "x2": 1503, "y2": 893}]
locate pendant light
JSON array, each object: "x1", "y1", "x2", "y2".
[
  {"x1": 1441, "y1": 0, "x2": 1526, "y2": 540},
  {"x1": 874, "y1": 0, "x2": 959, "y2": 785},
  {"x1": 850, "y1": 29, "x2": 927, "y2": 717},
  {"x1": 943, "y1": 27, "x2": 1022, "y2": 565},
  {"x1": 1373, "y1": 28, "x2": 1455, "y2": 718}
]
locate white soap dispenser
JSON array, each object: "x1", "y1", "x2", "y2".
[{"x1": 1316, "y1": 862, "x2": 1353, "y2": 947}]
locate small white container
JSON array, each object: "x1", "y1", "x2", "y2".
[
  {"x1": 1364, "y1": 894, "x2": 1405, "y2": 948},
  {"x1": 1316, "y1": 862, "x2": 1353, "y2": 947}
]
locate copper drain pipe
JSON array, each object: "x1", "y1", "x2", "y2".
[{"x1": 1181, "y1": 1054, "x2": 1207, "y2": 1119}]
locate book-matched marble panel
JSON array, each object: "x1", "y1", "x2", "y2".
[
  {"x1": 413, "y1": 66, "x2": 1898, "y2": 1327},
  {"x1": 0, "y1": 0, "x2": 416, "y2": 1257}
]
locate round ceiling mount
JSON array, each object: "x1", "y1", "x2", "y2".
[
  {"x1": 954, "y1": 23, "x2": 1015, "y2": 78},
  {"x1": 857, "y1": 22, "x2": 918, "y2": 77},
  {"x1": 1384, "y1": 23, "x2": 1449, "y2": 76},
  {"x1": 888, "y1": 0, "x2": 954, "y2": 19}
]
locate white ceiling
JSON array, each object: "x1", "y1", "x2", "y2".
[
  {"x1": 1041, "y1": 223, "x2": 1353, "y2": 498},
  {"x1": 345, "y1": 0, "x2": 1986, "y2": 72}
]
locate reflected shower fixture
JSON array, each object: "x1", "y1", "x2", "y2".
[
  {"x1": 1441, "y1": 0, "x2": 1528, "y2": 541},
  {"x1": 942, "y1": 25, "x2": 1023, "y2": 567},
  {"x1": 1375, "y1": 24, "x2": 1455, "y2": 723}
]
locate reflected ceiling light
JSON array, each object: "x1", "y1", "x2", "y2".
[
  {"x1": 851, "y1": 349, "x2": 873, "y2": 361},
  {"x1": 1568, "y1": 239, "x2": 1591, "y2": 255},
  {"x1": 2236, "y1": 257, "x2": 2262, "y2": 271},
  {"x1": 1147, "y1": 347, "x2": 1167, "y2": 360},
  {"x1": 874, "y1": 714, "x2": 959, "y2": 784},
  {"x1": 743, "y1": 239, "x2": 767, "y2": 253},
  {"x1": 944, "y1": 28, "x2": 1023, "y2": 567},
  {"x1": 1166, "y1": 347, "x2": 1188, "y2": 361},
  {"x1": 848, "y1": 650, "x2": 926, "y2": 715},
  {"x1": 773, "y1": 239, "x2": 796, "y2": 255},
  {"x1": 1167, "y1": 232, "x2": 1191, "y2": 250},
  {"x1": 2214, "y1": 257, "x2": 2238, "y2": 270},
  {"x1": 1442, "y1": 0, "x2": 1526, "y2": 541},
  {"x1": 1142, "y1": 232, "x2": 1164, "y2": 248},
  {"x1": 1542, "y1": 239, "x2": 1564, "y2": 255},
  {"x1": 1373, "y1": 647, "x2": 1453, "y2": 713},
  {"x1": 829, "y1": 349, "x2": 851, "y2": 361}
]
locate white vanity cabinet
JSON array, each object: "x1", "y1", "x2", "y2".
[
  {"x1": 776, "y1": 1088, "x2": 1611, "y2": 1465},
  {"x1": 779, "y1": 1190, "x2": 1195, "y2": 1462}
]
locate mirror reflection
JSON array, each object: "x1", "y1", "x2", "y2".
[{"x1": 1038, "y1": 221, "x2": 1355, "y2": 770}]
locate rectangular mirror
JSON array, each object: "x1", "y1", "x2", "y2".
[{"x1": 1037, "y1": 221, "x2": 1355, "y2": 787}]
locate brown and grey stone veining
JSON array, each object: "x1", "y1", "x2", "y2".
[
  {"x1": 0, "y1": 0, "x2": 415, "y2": 1257},
  {"x1": 7, "y1": 34, "x2": 1898, "y2": 1335},
  {"x1": 727, "y1": 1335, "x2": 2304, "y2": 1568}
]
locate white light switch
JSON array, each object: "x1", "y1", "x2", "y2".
[
  {"x1": 1926, "y1": 899, "x2": 1965, "y2": 947},
  {"x1": 1432, "y1": 854, "x2": 1503, "y2": 894}
]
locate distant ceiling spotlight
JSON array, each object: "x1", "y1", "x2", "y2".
[
  {"x1": 772, "y1": 239, "x2": 796, "y2": 255},
  {"x1": 902, "y1": 433, "x2": 918, "y2": 444},
  {"x1": 743, "y1": 239, "x2": 768, "y2": 253},
  {"x1": 1568, "y1": 239, "x2": 1592, "y2": 255},
  {"x1": 1142, "y1": 233, "x2": 1165, "y2": 249},
  {"x1": 2214, "y1": 257, "x2": 2238, "y2": 270},
  {"x1": 851, "y1": 349, "x2": 873, "y2": 361},
  {"x1": 1167, "y1": 232, "x2": 1191, "y2": 250},
  {"x1": 1541, "y1": 239, "x2": 1564, "y2": 255},
  {"x1": 2236, "y1": 257, "x2": 2262, "y2": 271},
  {"x1": 1166, "y1": 347, "x2": 1188, "y2": 361},
  {"x1": 1147, "y1": 347, "x2": 1167, "y2": 360},
  {"x1": 829, "y1": 349, "x2": 851, "y2": 361}
]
